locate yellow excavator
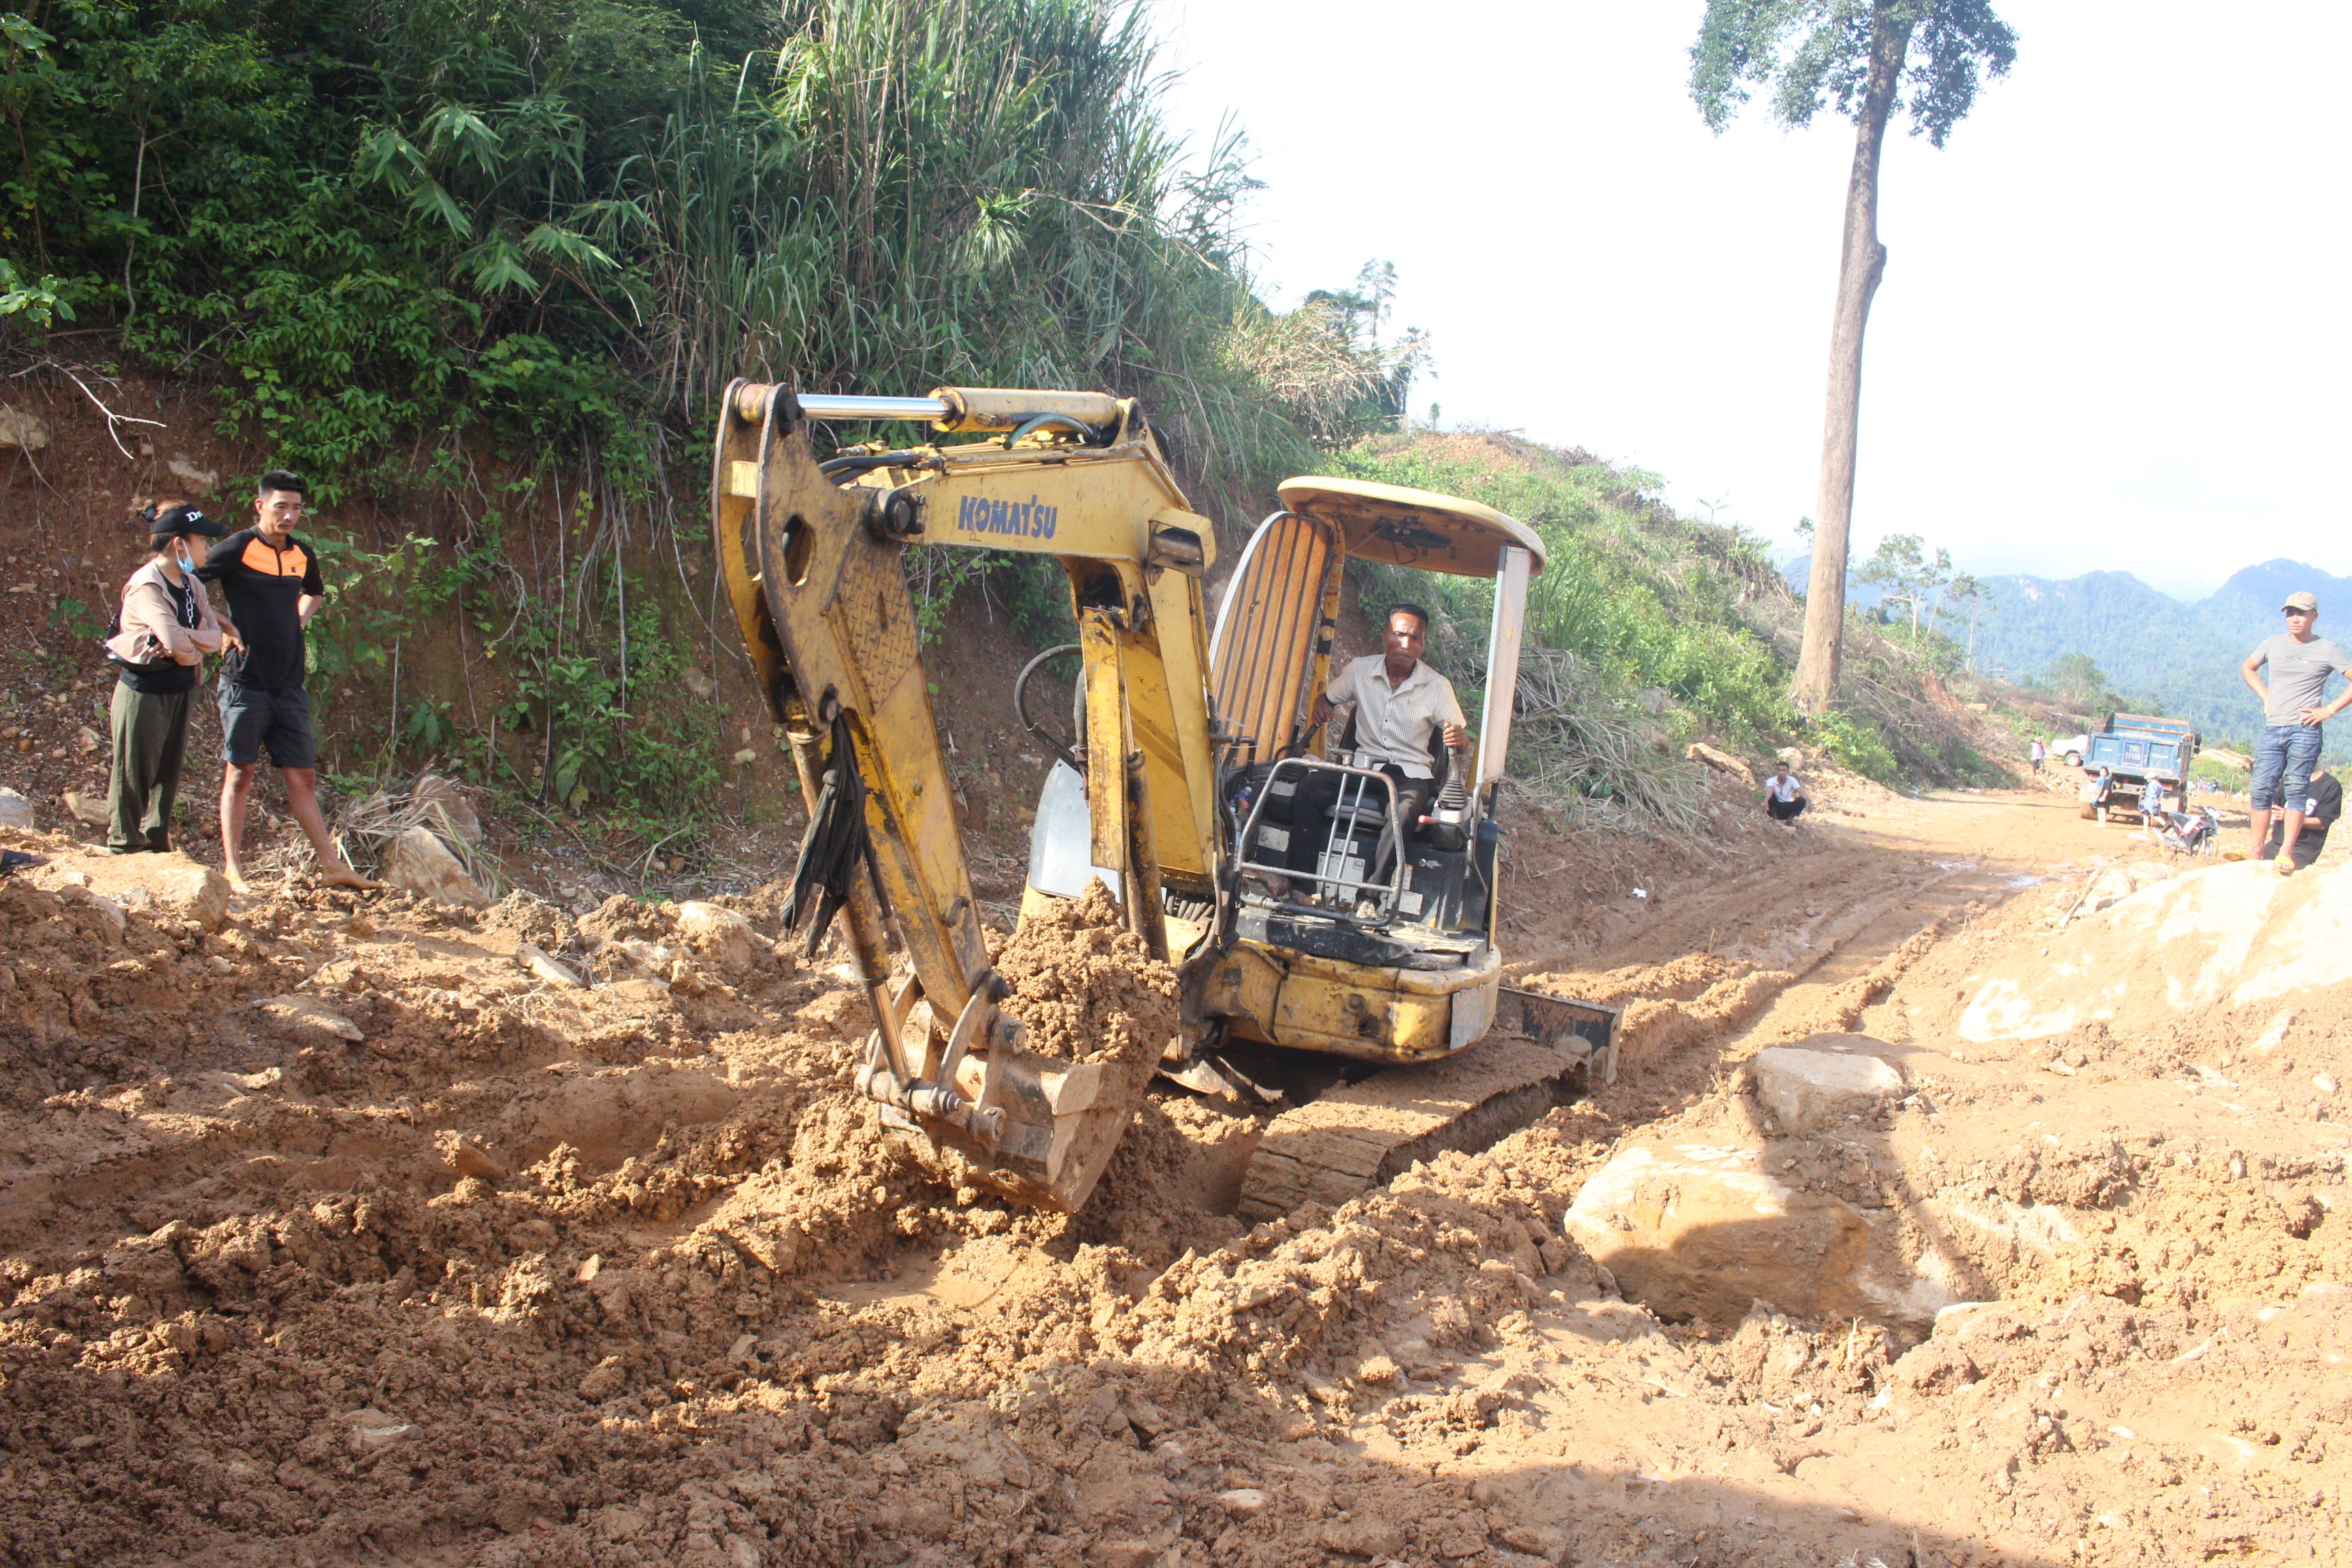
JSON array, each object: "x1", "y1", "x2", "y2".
[{"x1": 713, "y1": 381, "x2": 1616, "y2": 1218}]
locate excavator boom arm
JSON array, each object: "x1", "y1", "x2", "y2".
[{"x1": 711, "y1": 381, "x2": 1218, "y2": 1209}]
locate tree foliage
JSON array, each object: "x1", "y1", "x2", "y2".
[
  {"x1": 0, "y1": 0, "x2": 1388, "y2": 510},
  {"x1": 1856, "y1": 530, "x2": 1950, "y2": 635},
  {"x1": 0, "y1": 0, "x2": 1424, "y2": 821},
  {"x1": 2043, "y1": 651, "x2": 2110, "y2": 708},
  {"x1": 1687, "y1": 0, "x2": 2014, "y2": 717},
  {"x1": 1689, "y1": 0, "x2": 2017, "y2": 144}
]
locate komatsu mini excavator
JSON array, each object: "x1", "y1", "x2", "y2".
[{"x1": 713, "y1": 381, "x2": 1616, "y2": 1218}]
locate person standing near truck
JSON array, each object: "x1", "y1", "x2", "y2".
[
  {"x1": 199, "y1": 470, "x2": 384, "y2": 893},
  {"x1": 2238, "y1": 591, "x2": 2352, "y2": 875},
  {"x1": 2030, "y1": 738, "x2": 2046, "y2": 774}
]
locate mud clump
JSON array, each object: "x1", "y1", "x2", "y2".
[{"x1": 991, "y1": 880, "x2": 1177, "y2": 1065}]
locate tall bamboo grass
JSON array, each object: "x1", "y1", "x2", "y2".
[{"x1": 627, "y1": 0, "x2": 1337, "y2": 519}]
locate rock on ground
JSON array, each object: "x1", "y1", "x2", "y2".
[
  {"x1": 1563, "y1": 1124, "x2": 1962, "y2": 1330},
  {"x1": 675, "y1": 901, "x2": 756, "y2": 973},
  {"x1": 412, "y1": 773, "x2": 485, "y2": 844},
  {"x1": 42, "y1": 850, "x2": 231, "y2": 930},
  {"x1": 1748, "y1": 1039, "x2": 1906, "y2": 1134},
  {"x1": 1962, "y1": 858, "x2": 2352, "y2": 1041},
  {"x1": 381, "y1": 825, "x2": 490, "y2": 908},
  {"x1": 253, "y1": 994, "x2": 363, "y2": 1044}
]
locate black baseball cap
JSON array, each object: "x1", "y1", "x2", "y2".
[{"x1": 148, "y1": 504, "x2": 228, "y2": 543}]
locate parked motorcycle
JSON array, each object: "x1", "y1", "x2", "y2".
[{"x1": 2154, "y1": 806, "x2": 2222, "y2": 857}]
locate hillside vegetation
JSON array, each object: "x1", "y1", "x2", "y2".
[
  {"x1": 0, "y1": 1, "x2": 2008, "y2": 852},
  {"x1": 2, "y1": 0, "x2": 1411, "y2": 828},
  {"x1": 1791, "y1": 547, "x2": 2351, "y2": 759},
  {"x1": 9, "y1": 0, "x2": 1401, "y2": 492},
  {"x1": 1326, "y1": 434, "x2": 2006, "y2": 824},
  {"x1": 1972, "y1": 561, "x2": 2352, "y2": 757}
]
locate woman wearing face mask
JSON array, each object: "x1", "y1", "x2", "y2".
[{"x1": 102, "y1": 500, "x2": 234, "y2": 853}]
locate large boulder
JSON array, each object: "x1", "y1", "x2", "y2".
[
  {"x1": 1563, "y1": 1138, "x2": 1961, "y2": 1329},
  {"x1": 381, "y1": 827, "x2": 490, "y2": 909},
  {"x1": 1961, "y1": 859, "x2": 2352, "y2": 1041},
  {"x1": 1748, "y1": 1041, "x2": 1906, "y2": 1134},
  {"x1": 60, "y1": 851, "x2": 231, "y2": 931}
]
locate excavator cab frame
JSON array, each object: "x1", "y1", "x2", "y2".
[{"x1": 1183, "y1": 479, "x2": 1544, "y2": 1068}]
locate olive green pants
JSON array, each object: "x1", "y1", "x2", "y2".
[{"x1": 107, "y1": 682, "x2": 193, "y2": 853}]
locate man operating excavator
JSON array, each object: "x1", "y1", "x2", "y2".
[{"x1": 1281, "y1": 602, "x2": 1470, "y2": 895}]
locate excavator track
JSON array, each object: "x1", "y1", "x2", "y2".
[{"x1": 1235, "y1": 1021, "x2": 1610, "y2": 1222}]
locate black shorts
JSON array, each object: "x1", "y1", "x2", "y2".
[
  {"x1": 219, "y1": 683, "x2": 318, "y2": 770},
  {"x1": 1768, "y1": 796, "x2": 1806, "y2": 821}
]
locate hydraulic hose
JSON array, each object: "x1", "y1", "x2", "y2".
[
  {"x1": 818, "y1": 450, "x2": 921, "y2": 480},
  {"x1": 1013, "y1": 644, "x2": 1085, "y2": 776}
]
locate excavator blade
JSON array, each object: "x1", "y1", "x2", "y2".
[
  {"x1": 1493, "y1": 986, "x2": 1619, "y2": 1083},
  {"x1": 1235, "y1": 989, "x2": 1619, "y2": 1222}
]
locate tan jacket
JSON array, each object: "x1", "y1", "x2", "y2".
[{"x1": 105, "y1": 559, "x2": 225, "y2": 670}]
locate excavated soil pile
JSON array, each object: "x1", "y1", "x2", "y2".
[
  {"x1": 991, "y1": 881, "x2": 1179, "y2": 1065},
  {"x1": 0, "y1": 794, "x2": 2347, "y2": 1567}
]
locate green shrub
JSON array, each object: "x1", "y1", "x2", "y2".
[
  {"x1": 1326, "y1": 443, "x2": 1793, "y2": 747},
  {"x1": 1813, "y1": 708, "x2": 1900, "y2": 783}
]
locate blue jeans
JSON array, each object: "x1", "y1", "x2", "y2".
[{"x1": 2251, "y1": 723, "x2": 2322, "y2": 813}]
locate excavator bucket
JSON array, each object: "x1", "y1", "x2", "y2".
[{"x1": 863, "y1": 985, "x2": 1156, "y2": 1212}]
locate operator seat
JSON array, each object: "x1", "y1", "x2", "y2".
[{"x1": 1322, "y1": 704, "x2": 1458, "y2": 882}]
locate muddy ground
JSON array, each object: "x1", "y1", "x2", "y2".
[{"x1": 0, "y1": 768, "x2": 2347, "y2": 1568}]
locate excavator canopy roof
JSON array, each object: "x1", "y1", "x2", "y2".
[{"x1": 1275, "y1": 477, "x2": 1546, "y2": 579}]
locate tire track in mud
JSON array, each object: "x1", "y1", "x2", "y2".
[{"x1": 1514, "y1": 847, "x2": 1993, "y2": 1098}]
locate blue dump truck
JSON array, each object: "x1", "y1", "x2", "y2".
[{"x1": 2078, "y1": 713, "x2": 2200, "y2": 821}]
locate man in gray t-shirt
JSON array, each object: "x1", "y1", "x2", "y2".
[{"x1": 2238, "y1": 590, "x2": 2352, "y2": 872}]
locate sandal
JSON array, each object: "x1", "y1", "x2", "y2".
[{"x1": 0, "y1": 850, "x2": 45, "y2": 874}]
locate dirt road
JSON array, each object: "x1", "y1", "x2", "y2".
[{"x1": 0, "y1": 777, "x2": 2342, "y2": 1568}]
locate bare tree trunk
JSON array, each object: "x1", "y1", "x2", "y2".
[{"x1": 1791, "y1": 0, "x2": 1914, "y2": 715}]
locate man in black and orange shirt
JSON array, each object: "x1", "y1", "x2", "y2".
[{"x1": 199, "y1": 469, "x2": 382, "y2": 892}]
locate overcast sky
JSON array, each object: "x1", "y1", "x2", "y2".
[{"x1": 1154, "y1": 0, "x2": 2351, "y2": 602}]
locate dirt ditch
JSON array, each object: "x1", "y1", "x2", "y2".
[{"x1": 0, "y1": 783, "x2": 2345, "y2": 1567}]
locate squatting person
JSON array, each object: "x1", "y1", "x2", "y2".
[
  {"x1": 102, "y1": 501, "x2": 229, "y2": 854},
  {"x1": 1285, "y1": 603, "x2": 1471, "y2": 894},
  {"x1": 2238, "y1": 590, "x2": 2351, "y2": 875},
  {"x1": 199, "y1": 470, "x2": 383, "y2": 892},
  {"x1": 1763, "y1": 762, "x2": 1808, "y2": 824}
]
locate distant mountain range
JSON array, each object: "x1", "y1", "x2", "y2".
[{"x1": 1783, "y1": 555, "x2": 2352, "y2": 749}]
